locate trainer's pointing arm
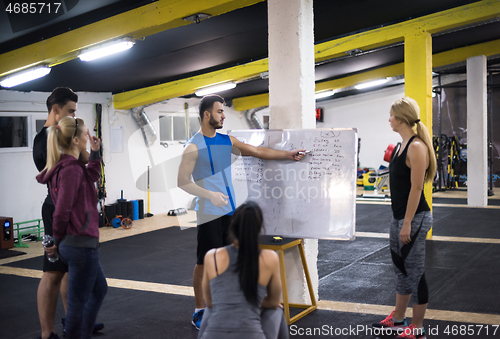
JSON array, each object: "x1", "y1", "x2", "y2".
[
  {"x1": 177, "y1": 143, "x2": 229, "y2": 207},
  {"x1": 229, "y1": 135, "x2": 306, "y2": 161}
]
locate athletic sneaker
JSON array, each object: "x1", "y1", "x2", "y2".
[
  {"x1": 61, "y1": 318, "x2": 104, "y2": 335},
  {"x1": 192, "y1": 309, "x2": 205, "y2": 330},
  {"x1": 395, "y1": 324, "x2": 426, "y2": 339},
  {"x1": 372, "y1": 310, "x2": 408, "y2": 330}
]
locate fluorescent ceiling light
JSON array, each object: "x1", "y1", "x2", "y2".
[
  {"x1": 315, "y1": 90, "x2": 336, "y2": 100},
  {"x1": 195, "y1": 82, "x2": 237, "y2": 97},
  {"x1": 79, "y1": 39, "x2": 135, "y2": 62},
  {"x1": 0, "y1": 66, "x2": 51, "y2": 88},
  {"x1": 354, "y1": 78, "x2": 389, "y2": 90}
]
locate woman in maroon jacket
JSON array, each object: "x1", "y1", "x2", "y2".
[{"x1": 37, "y1": 116, "x2": 107, "y2": 339}]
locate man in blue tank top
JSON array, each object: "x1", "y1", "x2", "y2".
[{"x1": 178, "y1": 94, "x2": 305, "y2": 330}]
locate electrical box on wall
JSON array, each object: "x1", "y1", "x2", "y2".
[{"x1": 0, "y1": 217, "x2": 14, "y2": 249}]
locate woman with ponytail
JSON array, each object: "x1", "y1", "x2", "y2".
[
  {"x1": 372, "y1": 97, "x2": 436, "y2": 339},
  {"x1": 198, "y1": 201, "x2": 288, "y2": 339},
  {"x1": 36, "y1": 116, "x2": 107, "y2": 339}
]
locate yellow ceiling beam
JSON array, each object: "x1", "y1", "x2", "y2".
[
  {"x1": 316, "y1": 39, "x2": 500, "y2": 93},
  {"x1": 314, "y1": 0, "x2": 500, "y2": 63},
  {"x1": 229, "y1": 93, "x2": 271, "y2": 112},
  {"x1": 113, "y1": 59, "x2": 269, "y2": 109},
  {"x1": 113, "y1": 0, "x2": 499, "y2": 110},
  {"x1": 0, "y1": 0, "x2": 264, "y2": 78},
  {"x1": 233, "y1": 39, "x2": 500, "y2": 111},
  {"x1": 433, "y1": 39, "x2": 500, "y2": 66}
]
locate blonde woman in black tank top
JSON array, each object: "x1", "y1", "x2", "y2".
[{"x1": 372, "y1": 97, "x2": 437, "y2": 339}]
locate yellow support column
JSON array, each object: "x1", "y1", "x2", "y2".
[{"x1": 404, "y1": 30, "x2": 433, "y2": 237}]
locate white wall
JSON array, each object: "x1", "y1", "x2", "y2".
[
  {"x1": 317, "y1": 86, "x2": 405, "y2": 169},
  {"x1": 0, "y1": 91, "x2": 250, "y2": 225},
  {"x1": 0, "y1": 90, "x2": 110, "y2": 224}
]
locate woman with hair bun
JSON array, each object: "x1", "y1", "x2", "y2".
[
  {"x1": 198, "y1": 201, "x2": 288, "y2": 339},
  {"x1": 372, "y1": 97, "x2": 436, "y2": 339},
  {"x1": 36, "y1": 116, "x2": 107, "y2": 339}
]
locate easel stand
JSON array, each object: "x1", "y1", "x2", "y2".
[{"x1": 259, "y1": 236, "x2": 317, "y2": 324}]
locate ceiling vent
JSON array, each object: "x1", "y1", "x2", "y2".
[{"x1": 131, "y1": 106, "x2": 157, "y2": 147}]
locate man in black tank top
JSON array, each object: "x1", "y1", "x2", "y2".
[{"x1": 33, "y1": 88, "x2": 103, "y2": 339}]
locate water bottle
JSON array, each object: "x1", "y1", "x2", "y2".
[{"x1": 42, "y1": 235, "x2": 59, "y2": 263}]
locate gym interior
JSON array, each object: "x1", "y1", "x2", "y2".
[{"x1": 1, "y1": 1, "x2": 499, "y2": 338}]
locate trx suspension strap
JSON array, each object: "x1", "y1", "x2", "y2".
[{"x1": 94, "y1": 104, "x2": 106, "y2": 205}]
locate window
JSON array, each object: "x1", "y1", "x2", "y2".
[
  {"x1": 189, "y1": 116, "x2": 200, "y2": 136},
  {"x1": 263, "y1": 115, "x2": 270, "y2": 129},
  {"x1": 159, "y1": 113, "x2": 200, "y2": 142},
  {"x1": 173, "y1": 116, "x2": 186, "y2": 141},
  {"x1": 159, "y1": 115, "x2": 172, "y2": 141},
  {"x1": 35, "y1": 119, "x2": 46, "y2": 133},
  {"x1": 0, "y1": 116, "x2": 28, "y2": 148},
  {"x1": 0, "y1": 112, "x2": 47, "y2": 153}
]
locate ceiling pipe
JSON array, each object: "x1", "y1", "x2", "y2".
[
  {"x1": 131, "y1": 106, "x2": 157, "y2": 147},
  {"x1": 244, "y1": 106, "x2": 267, "y2": 129}
]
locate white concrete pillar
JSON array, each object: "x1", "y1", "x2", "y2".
[
  {"x1": 268, "y1": 0, "x2": 318, "y2": 303},
  {"x1": 466, "y1": 55, "x2": 488, "y2": 207},
  {"x1": 268, "y1": 0, "x2": 316, "y2": 130}
]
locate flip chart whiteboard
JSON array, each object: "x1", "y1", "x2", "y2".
[{"x1": 229, "y1": 128, "x2": 357, "y2": 240}]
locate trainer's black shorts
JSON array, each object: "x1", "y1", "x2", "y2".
[
  {"x1": 196, "y1": 213, "x2": 232, "y2": 265},
  {"x1": 42, "y1": 202, "x2": 68, "y2": 273}
]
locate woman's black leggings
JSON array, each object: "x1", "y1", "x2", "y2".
[{"x1": 390, "y1": 211, "x2": 433, "y2": 304}]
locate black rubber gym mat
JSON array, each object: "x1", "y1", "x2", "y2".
[
  {"x1": 319, "y1": 238, "x2": 500, "y2": 315},
  {"x1": 356, "y1": 204, "x2": 500, "y2": 239},
  {"x1": 2, "y1": 216, "x2": 500, "y2": 338},
  {"x1": 433, "y1": 197, "x2": 500, "y2": 206},
  {"x1": 0, "y1": 248, "x2": 25, "y2": 259},
  {"x1": 5, "y1": 226, "x2": 198, "y2": 287}
]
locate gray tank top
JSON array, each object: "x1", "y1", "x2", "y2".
[{"x1": 202, "y1": 245, "x2": 267, "y2": 338}]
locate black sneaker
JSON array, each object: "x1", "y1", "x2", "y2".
[
  {"x1": 93, "y1": 322, "x2": 104, "y2": 333},
  {"x1": 61, "y1": 318, "x2": 104, "y2": 335}
]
